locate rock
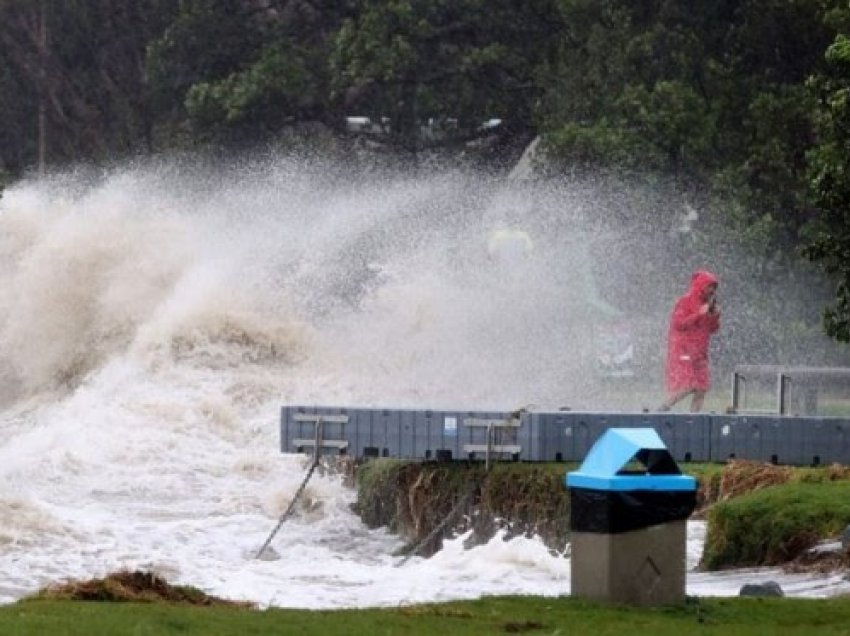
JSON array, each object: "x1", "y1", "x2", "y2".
[
  {"x1": 739, "y1": 581, "x2": 784, "y2": 597},
  {"x1": 841, "y1": 524, "x2": 850, "y2": 550}
]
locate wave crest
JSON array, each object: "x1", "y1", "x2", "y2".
[{"x1": 168, "y1": 309, "x2": 310, "y2": 369}]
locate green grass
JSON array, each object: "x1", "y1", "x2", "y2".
[
  {"x1": 703, "y1": 479, "x2": 850, "y2": 569},
  {"x1": 4, "y1": 595, "x2": 850, "y2": 635}
]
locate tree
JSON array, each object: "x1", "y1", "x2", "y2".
[
  {"x1": 0, "y1": 26, "x2": 37, "y2": 175},
  {"x1": 0, "y1": 0, "x2": 178, "y2": 172},
  {"x1": 147, "y1": 0, "x2": 351, "y2": 146},
  {"x1": 146, "y1": 0, "x2": 269, "y2": 143},
  {"x1": 541, "y1": 0, "x2": 843, "y2": 258},
  {"x1": 331, "y1": 0, "x2": 561, "y2": 154},
  {"x1": 540, "y1": 0, "x2": 725, "y2": 176},
  {"x1": 805, "y1": 32, "x2": 850, "y2": 342}
]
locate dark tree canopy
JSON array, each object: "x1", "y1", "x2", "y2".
[
  {"x1": 805, "y1": 33, "x2": 850, "y2": 342},
  {"x1": 0, "y1": 0, "x2": 849, "y2": 340},
  {"x1": 330, "y1": 0, "x2": 561, "y2": 152},
  {"x1": 0, "y1": 0, "x2": 178, "y2": 170}
]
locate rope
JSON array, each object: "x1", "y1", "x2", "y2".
[
  {"x1": 255, "y1": 458, "x2": 320, "y2": 559},
  {"x1": 395, "y1": 479, "x2": 479, "y2": 567}
]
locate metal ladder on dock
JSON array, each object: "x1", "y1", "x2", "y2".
[
  {"x1": 463, "y1": 414, "x2": 522, "y2": 469},
  {"x1": 290, "y1": 412, "x2": 350, "y2": 455}
]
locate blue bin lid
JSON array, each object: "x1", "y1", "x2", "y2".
[{"x1": 566, "y1": 428, "x2": 696, "y2": 492}]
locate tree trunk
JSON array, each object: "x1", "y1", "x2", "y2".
[{"x1": 37, "y1": 0, "x2": 47, "y2": 174}]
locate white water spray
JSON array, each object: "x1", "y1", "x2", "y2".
[{"x1": 0, "y1": 155, "x2": 847, "y2": 606}]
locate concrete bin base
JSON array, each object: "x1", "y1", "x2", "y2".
[{"x1": 570, "y1": 520, "x2": 687, "y2": 605}]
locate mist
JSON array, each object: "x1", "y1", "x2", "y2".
[{"x1": 0, "y1": 152, "x2": 845, "y2": 412}]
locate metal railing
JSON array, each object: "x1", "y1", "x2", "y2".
[{"x1": 730, "y1": 365, "x2": 850, "y2": 415}]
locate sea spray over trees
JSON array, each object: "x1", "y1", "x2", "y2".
[{"x1": 0, "y1": 153, "x2": 845, "y2": 411}]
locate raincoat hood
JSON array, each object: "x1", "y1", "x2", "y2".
[{"x1": 688, "y1": 270, "x2": 718, "y2": 299}]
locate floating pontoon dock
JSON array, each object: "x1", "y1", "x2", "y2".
[{"x1": 281, "y1": 406, "x2": 850, "y2": 466}]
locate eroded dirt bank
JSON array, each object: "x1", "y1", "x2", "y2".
[{"x1": 351, "y1": 459, "x2": 850, "y2": 570}]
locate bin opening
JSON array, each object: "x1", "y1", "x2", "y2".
[
  {"x1": 616, "y1": 449, "x2": 678, "y2": 476},
  {"x1": 631, "y1": 448, "x2": 680, "y2": 475}
]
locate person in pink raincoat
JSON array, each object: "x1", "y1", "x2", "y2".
[{"x1": 659, "y1": 270, "x2": 720, "y2": 412}]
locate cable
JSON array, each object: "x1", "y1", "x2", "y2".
[{"x1": 255, "y1": 458, "x2": 320, "y2": 559}]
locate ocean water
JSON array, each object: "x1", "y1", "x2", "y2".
[{"x1": 0, "y1": 158, "x2": 847, "y2": 607}]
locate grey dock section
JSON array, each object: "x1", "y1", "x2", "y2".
[{"x1": 281, "y1": 406, "x2": 850, "y2": 466}]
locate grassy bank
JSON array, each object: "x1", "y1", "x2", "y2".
[
  {"x1": 704, "y1": 479, "x2": 850, "y2": 569},
  {"x1": 354, "y1": 458, "x2": 850, "y2": 568},
  {"x1": 5, "y1": 595, "x2": 850, "y2": 635},
  {"x1": 353, "y1": 459, "x2": 736, "y2": 553}
]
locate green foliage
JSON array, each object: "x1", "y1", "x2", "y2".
[
  {"x1": 185, "y1": 43, "x2": 323, "y2": 139},
  {"x1": 352, "y1": 458, "x2": 410, "y2": 531},
  {"x1": 544, "y1": 79, "x2": 713, "y2": 175},
  {"x1": 542, "y1": 0, "x2": 838, "y2": 248},
  {"x1": 542, "y1": 0, "x2": 718, "y2": 174},
  {"x1": 146, "y1": 0, "x2": 268, "y2": 116},
  {"x1": 147, "y1": 0, "x2": 347, "y2": 145},
  {"x1": 0, "y1": 36, "x2": 37, "y2": 174},
  {"x1": 331, "y1": 0, "x2": 561, "y2": 150},
  {"x1": 805, "y1": 32, "x2": 850, "y2": 342},
  {"x1": 0, "y1": 0, "x2": 178, "y2": 169},
  {"x1": 358, "y1": 460, "x2": 850, "y2": 571},
  {"x1": 546, "y1": 122, "x2": 659, "y2": 172},
  {"x1": 703, "y1": 480, "x2": 850, "y2": 569}
]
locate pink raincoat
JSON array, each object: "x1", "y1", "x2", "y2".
[{"x1": 665, "y1": 270, "x2": 720, "y2": 393}]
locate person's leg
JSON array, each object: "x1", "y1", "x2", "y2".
[
  {"x1": 689, "y1": 390, "x2": 706, "y2": 412},
  {"x1": 660, "y1": 389, "x2": 693, "y2": 411}
]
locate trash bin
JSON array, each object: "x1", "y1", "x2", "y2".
[{"x1": 565, "y1": 428, "x2": 696, "y2": 605}]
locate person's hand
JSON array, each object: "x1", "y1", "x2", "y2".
[{"x1": 708, "y1": 295, "x2": 719, "y2": 313}]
